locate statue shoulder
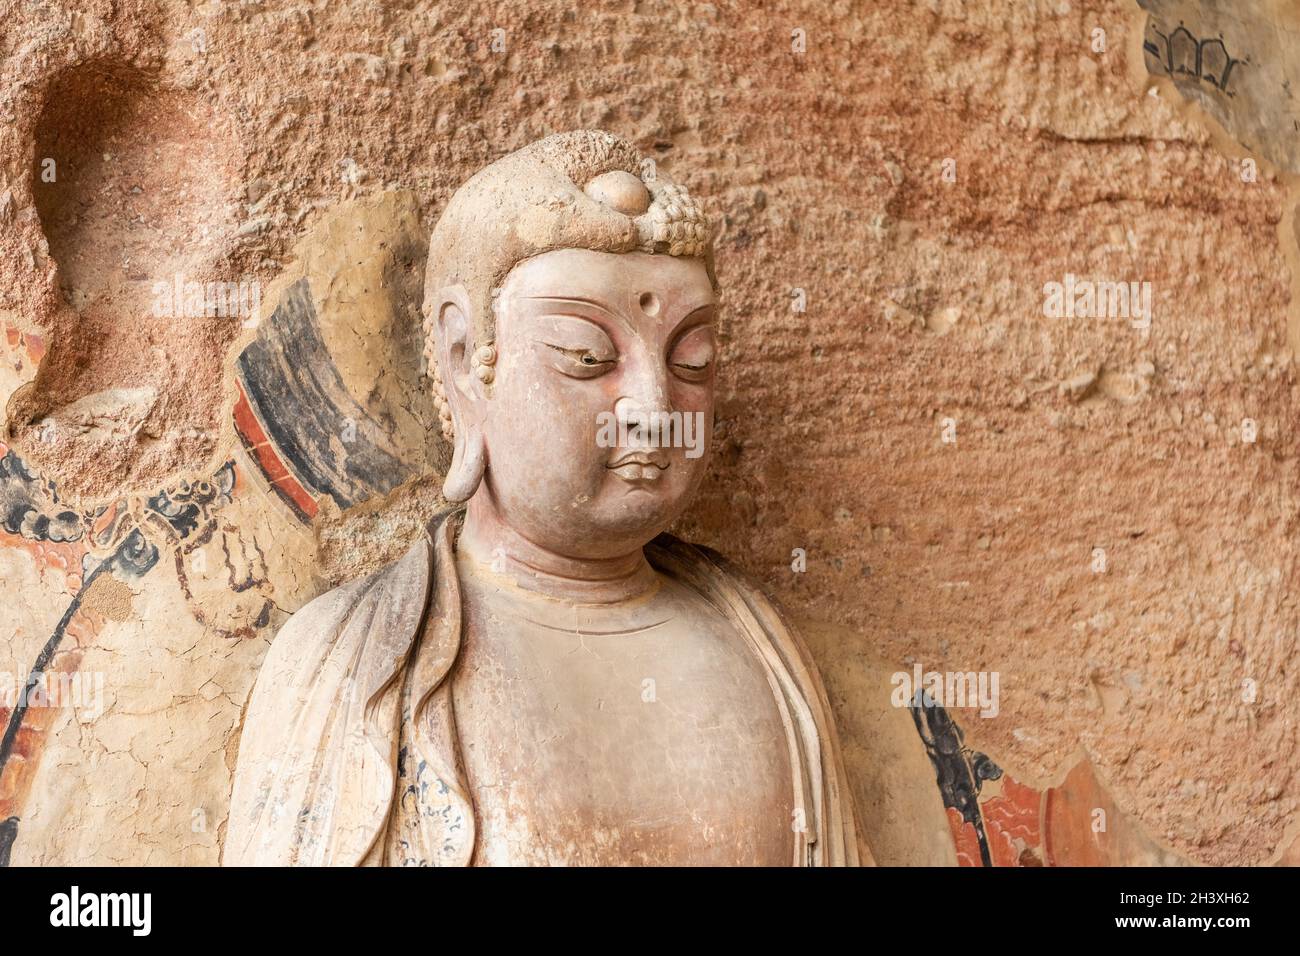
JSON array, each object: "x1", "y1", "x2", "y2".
[
  {"x1": 646, "y1": 533, "x2": 784, "y2": 612},
  {"x1": 265, "y1": 533, "x2": 433, "y2": 671},
  {"x1": 646, "y1": 532, "x2": 870, "y2": 866},
  {"x1": 225, "y1": 532, "x2": 434, "y2": 866},
  {"x1": 645, "y1": 532, "x2": 811, "y2": 676}
]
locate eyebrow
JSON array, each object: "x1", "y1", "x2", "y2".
[
  {"x1": 523, "y1": 296, "x2": 635, "y2": 335},
  {"x1": 521, "y1": 295, "x2": 718, "y2": 338},
  {"x1": 669, "y1": 303, "x2": 718, "y2": 338}
]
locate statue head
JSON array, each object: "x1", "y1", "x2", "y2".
[{"x1": 422, "y1": 130, "x2": 718, "y2": 559}]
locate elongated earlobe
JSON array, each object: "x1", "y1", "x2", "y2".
[
  {"x1": 443, "y1": 425, "x2": 486, "y2": 502},
  {"x1": 433, "y1": 286, "x2": 487, "y2": 502}
]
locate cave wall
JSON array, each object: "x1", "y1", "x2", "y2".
[{"x1": 1, "y1": 0, "x2": 1297, "y2": 866}]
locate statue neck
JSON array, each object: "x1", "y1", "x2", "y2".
[{"x1": 458, "y1": 497, "x2": 658, "y2": 605}]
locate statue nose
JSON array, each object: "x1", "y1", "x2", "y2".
[
  {"x1": 614, "y1": 395, "x2": 652, "y2": 431},
  {"x1": 614, "y1": 360, "x2": 670, "y2": 425}
]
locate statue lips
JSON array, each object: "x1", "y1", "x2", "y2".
[{"x1": 606, "y1": 450, "x2": 669, "y2": 483}]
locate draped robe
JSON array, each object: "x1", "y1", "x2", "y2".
[{"x1": 224, "y1": 512, "x2": 868, "y2": 866}]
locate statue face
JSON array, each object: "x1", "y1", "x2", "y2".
[{"x1": 480, "y1": 248, "x2": 717, "y2": 558}]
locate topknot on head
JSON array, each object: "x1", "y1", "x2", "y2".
[{"x1": 423, "y1": 130, "x2": 714, "y2": 336}]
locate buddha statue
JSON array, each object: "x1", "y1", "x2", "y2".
[{"x1": 225, "y1": 130, "x2": 868, "y2": 867}]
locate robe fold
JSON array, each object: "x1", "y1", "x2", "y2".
[{"x1": 224, "y1": 511, "x2": 868, "y2": 866}]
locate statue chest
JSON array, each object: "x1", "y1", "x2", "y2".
[{"x1": 445, "y1": 577, "x2": 798, "y2": 866}]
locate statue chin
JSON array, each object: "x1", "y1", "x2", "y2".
[
  {"x1": 480, "y1": 472, "x2": 701, "y2": 561},
  {"x1": 552, "y1": 497, "x2": 691, "y2": 551}
]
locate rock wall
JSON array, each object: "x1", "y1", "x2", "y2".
[{"x1": 1, "y1": 0, "x2": 1297, "y2": 865}]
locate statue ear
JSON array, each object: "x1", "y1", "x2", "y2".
[{"x1": 434, "y1": 285, "x2": 487, "y2": 502}]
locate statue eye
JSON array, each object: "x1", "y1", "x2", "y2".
[
  {"x1": 535, "y1": 315, "x2": 618, "y2": 378},
  {"x1": 668, "y1": 325, "x2": 716, "y2": 383},
  {"x1": 671, "y1": 359, "x2": 710, "y2": 384},
  {"x1": 545, "y1": 343, "x2": 616, "y2": 378}
]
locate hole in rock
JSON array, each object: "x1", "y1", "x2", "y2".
[{"x1": 13, "y1": 63, "x2": 243, "y2": 502}]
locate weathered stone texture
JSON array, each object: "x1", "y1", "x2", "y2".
[{"x1": 1, "y1": 0, "x2": 1297, "y2": 865}]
